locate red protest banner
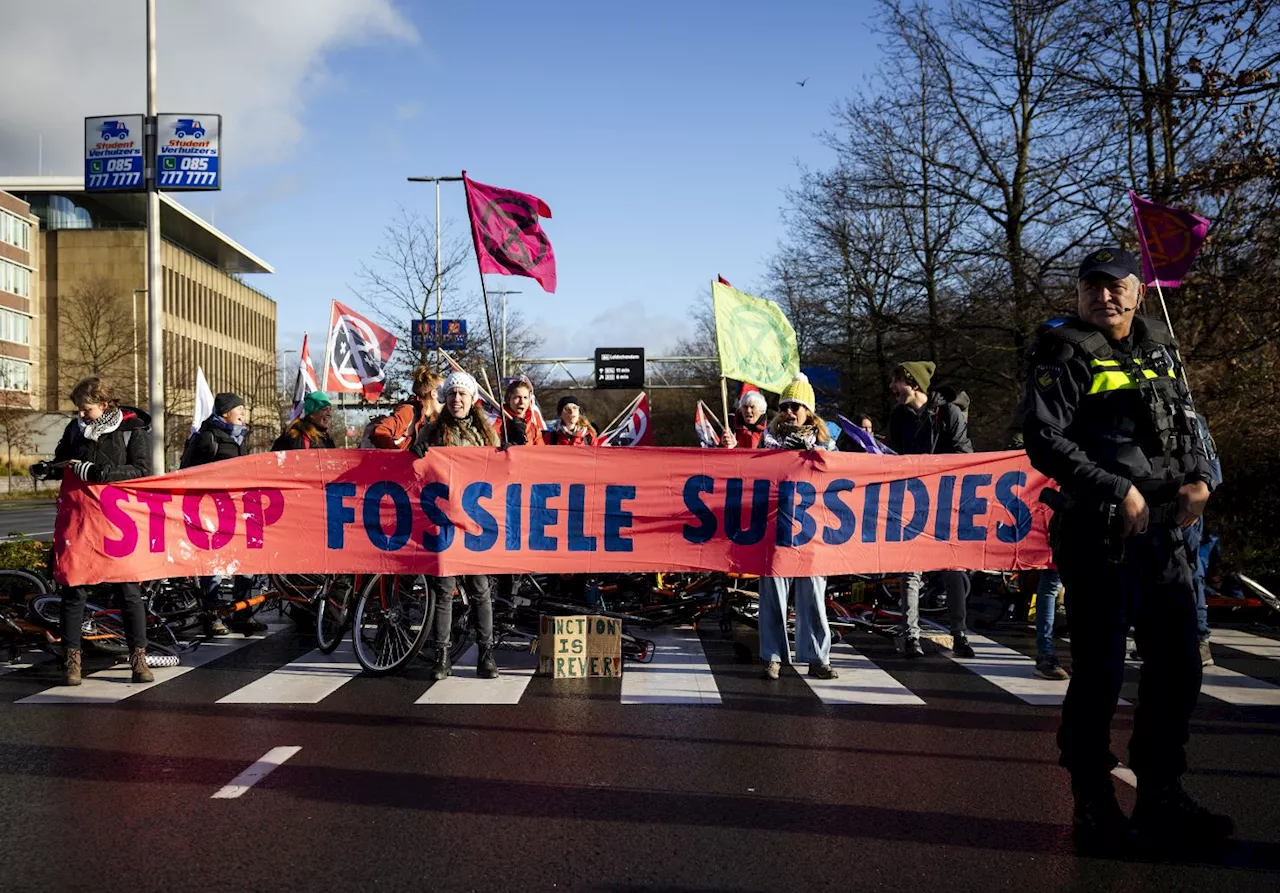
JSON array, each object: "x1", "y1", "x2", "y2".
[{"x1": 53, "y1": 448, "x2": 1053, "y2": 586}]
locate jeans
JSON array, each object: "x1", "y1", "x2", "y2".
[
  {"x1": 1036, "y1": 569, "x2": 1062, "y2": 660},
  {"x1": 199, "y1": 575, "x2": 255, "y2": 611},
  {"x1": 429, "y1": 574, "x2": 493, "y2": 651},
  {"x1": 758, "y1": 576, "x2": 831, "y2": 665},
  {"x1": 61, "y1": 584, "x2": 147, "y2": 651},
  {"x1": 1183, "y1": 520, "x2": 1210, "y2": 641},
  {"x1": 901, "y1": 571, "x2": 969, "y2": 639}
]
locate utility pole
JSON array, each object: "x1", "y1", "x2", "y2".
[
  {"x1": 489, "y1": 289, "x2": 521, "y2": 378},
  {"x1": 145, "y1": 0, "x2": 165, "y2": 471},
  {"x1": 406, "y1": 175, "x2": 463, "y2": 366}
]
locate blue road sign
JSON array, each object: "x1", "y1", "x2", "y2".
[{"x1": 412, "y1": 319, "x2": 468, "y2": 351}]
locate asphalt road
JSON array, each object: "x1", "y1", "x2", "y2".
[
  {"x1": 0, "y1": 500, "x2": 56, "y2": 541},
  {"x1": 2, "y1": 618, "x2": 1278, "y2": 892}
]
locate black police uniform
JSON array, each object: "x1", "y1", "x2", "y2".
[{"x1": 1022, "y1": 306, "x2": 1214, "y2": 791}]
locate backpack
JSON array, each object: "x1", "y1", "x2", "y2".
[{"x1": 364, "y1": 400, "x2": 426, "y2": 450}]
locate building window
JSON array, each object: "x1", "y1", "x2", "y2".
[
  {"x1": 0, "y1": 357, "x2": 31, "y2": 392},
  {"x1": 0, "y1": 308, "x2": 30, "y2": 345},
  {"x1": 0, "y1": 210, "x2": 31, "y2": 251},
  {"x1": 0, "y1": 259, "x2": 31, "y2": 298}
]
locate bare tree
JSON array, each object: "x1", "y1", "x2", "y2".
[
  {"x1": 57, "y1": 277, "x2": 137, "y2": 394},
  {"x1": 0, "y1": 400, "x2": 36, "y2": 492}
]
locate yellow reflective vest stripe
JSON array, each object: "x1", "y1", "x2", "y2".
[{"x1": 1087, "y1": 358, "x2": 1176, "y2": 395}]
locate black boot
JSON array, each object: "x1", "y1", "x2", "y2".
[
  {"x1": 1132, "y1": 780, "x2": 1234, "y2": 845},
  {"x1": 477, "y1": 648, "x2": 499, "y2": 679},
  {"x1": 1070, "y1": 775, "x2": 1131, "y2": 851},
  {"x1": 430, "y1": 649, "x2": 452, "y2": 681}
]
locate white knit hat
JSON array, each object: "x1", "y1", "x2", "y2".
[{"x1": 439, "y1": 370, "x2": 479, "y2": 403}]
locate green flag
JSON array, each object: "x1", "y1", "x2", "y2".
[{"x1": 712, "y1": 281, "x2": 800, "y2": 393}]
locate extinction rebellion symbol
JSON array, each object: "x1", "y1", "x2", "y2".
[{"x1": 477, "y1": 195, "x2": 549, "y2": 273}]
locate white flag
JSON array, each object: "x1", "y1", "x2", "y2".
[{"x1": 192, "y1": 367, "x2": 214, "y2": 435}]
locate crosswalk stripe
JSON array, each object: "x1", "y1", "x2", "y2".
[
  {"x1": 1199, "y1": 664, "x2": 1280, "y2": 706},
  {"x1": 800, "y1": 641, "x2": 924, "y2": 705},
  {"x1": 621, "y1": 626, "x2": 721, "y2": 705},
  {"x1": 1, "y1": 652, "x2": 55, "y2": 676},
  {"x1": 415, "y1": 645, "x2": 538, "y2": 705},
  {"x1": 944, "y1": 633, "x2": 1128, "y2": 707},
  {"x1": 1209, "y1": 628, "x2": 1280, "y2": 662},
  {"x1": 217, "y1": 640, "x2": 362, "y2": 704},
  {"x1": 16, "y1": 624, "x2": 285, "y2": 705}
]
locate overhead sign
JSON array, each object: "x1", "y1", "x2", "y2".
[
  {"x1": 412, "y1": 319, "x2": 468, "y2": 351},
  {"x1": 595, "y1": 348, "x2": 644, "y2": 390},
  {"x1": 84, "y1": 115, "x2": 144, "y2": 192},
  {"x1": 156, "y1": 113, "x2": 222, "y2": 190}
]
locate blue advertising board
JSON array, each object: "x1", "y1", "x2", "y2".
[
  {"x1": 412, "y1": 319, "x2": 468, "y2": 351},
  {"x1": 155, "y1": 113, "x2": 222, "y2": 191},
  {"x1": 84, "y1": 115, "x2": 145, "y2": 192}
]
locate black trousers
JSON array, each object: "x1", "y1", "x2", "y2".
[
  {"x1": 1055, "y1": 515, "x2": 1202, "y2": 784},
  {"x1": 61, "y1": 584, "x2": 147, "y2": 651}
]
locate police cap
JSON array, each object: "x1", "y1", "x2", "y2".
[{"x1": 1078, "y1": 247, "x2": 1141, "y2": 281}]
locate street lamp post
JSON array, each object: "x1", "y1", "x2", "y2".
[
  {"x1": 132, "y1": 288, "x2": 146, "y2": 406},
  {"x1": 489, "y1": 290, "x2": 521, "y2": 379},
  {"x1": 144, "y1": 0, "x2": 165, "y2": 471},
  {"x1": 406, "y1": 175, "x2": 462, "y2": 366}
]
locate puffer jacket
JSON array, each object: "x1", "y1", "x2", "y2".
[
  {"x1": 181, "y1": 416, "x2": 249, "y2": 468},
  {"x1": 546, "y1": 424, "x2": 596, "y2": 446},
  {"x1": 503, "y1": 409, "x2": 545, "y2": 446},
  {"x1": 52, "y1": 406, "x2": 153, "y2": 481}
]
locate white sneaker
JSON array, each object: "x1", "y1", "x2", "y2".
[{"x1": 1199, "y1": 640, "x2": 1214, "y2": 667}]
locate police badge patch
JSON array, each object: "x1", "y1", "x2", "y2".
[{"x1": 1035, "y1": 364, "x2": 1063, "y2": 390}]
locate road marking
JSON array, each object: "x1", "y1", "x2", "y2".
[
  {"x1": 16, "y1": 624, "x2": 285, "y2": 705},
  {"x1": 1111, "y1": 765, "x2": 1138, "y2": 788},
  {"x1": 1199, "y1": 664, "x2": 1280, "y2": 706},
  {"x1": 0, "y1": 530, "x2": 54, "y2": 542},
  {"x1": 415, "y1": 645, "x2": 537, "y2": 705},
  {"x1": 621, "y1": 626, "x2": 721, "y2": 705},
  {"x1": 210, "y1": 746, "x2": 301, "y2": 799},
  {"x1": 1209, "y1": 628, "x2": 1280, "y2": 662},
  {"x1": 800, "y1": 641, "x2": 924, "y2": 706},
  {"x1": 0, "y1": 652, "x2": 55, "y2": 676},
  {"x1": 217, "y1": 640, "x2": 361, "y2": 704},
  {"x1": 946, "y1": 633, "x2": 1130, "y2": 707}
]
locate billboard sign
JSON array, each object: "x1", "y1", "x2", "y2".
[
  {"x1": 411, "y1": 319, "x2": 468, "y2": 351},
  {"x1": 84, "y1": 115, "x2": 145, "y2": 192},
  {"x1": 595, "y1": 348, "x2": 645, "y2": 389},
  {"x1": 156, "y1": 113, "x2": 222, "y2": 190}
]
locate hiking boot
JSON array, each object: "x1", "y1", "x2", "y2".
[
  {"x1": 430, "y1": 649, "x2": 452, "y2": 681},
  {"x1": 231, "y1": 617, "x2": 268, "y2": 636},
  {"x1": 1132, "y1": 780, "x2": 1234, "y2": 845},
  {"x1": 903, "y1": 638, "x2": 924, "y2": 659},
  {"x1": 1071, "y1": 776, "x2": 1131, "y2": 850},
  {"x1": 762, "y1": 660, "x2": 781, "y2": 680},
  {"x1": 202, "y1": 615, "x2": 230, "y2": 637},
  {"x1": 129, "y1": 648, "x2": 154, "y2": 684},
  {"x1": 62, "y1": 647, "x2": 82, "y2": 687},
  {"x1": 808, "y1": 661, "x2": 839, "y2": 680},
  {"x1": 952, "y1": 636, "x2": 976, "y2": 659},
  {"x1": 477, "y1": 649, "x2": 500, "y2": 679},
  {"x1": 1034, "y1": 658, "x2": 1069, "y2": 680},
  {"x1": 1199, "y1": 640, "x2": 1214, "y2": 667}
]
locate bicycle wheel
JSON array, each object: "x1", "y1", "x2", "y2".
[
  {"x1": 352, "y1": 575, "x2": 433, "y2": 675},
  {"x1": 0, "y1": 569, "x2": 51, "y2": 602},
  {"x1": 315, "y1": 576, "x2": 355, "y2": 654},
  {"x1": 30, "y1": 596, "x2": 129, "y2": 655}
]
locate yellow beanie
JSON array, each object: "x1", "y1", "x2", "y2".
[{"x1": 779, "y1": 373, "x2": 815, "y2": 412}]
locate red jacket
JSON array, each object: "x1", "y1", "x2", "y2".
[
  {"x1": 502, "y1": 409, "x2": 545, "y2": 446},
  {"x1": 548, "y1": 426, "x2": 596, "y2": 446},
  {"x1": 731, "y1": 412, "x2": 768, "y2": 449}
]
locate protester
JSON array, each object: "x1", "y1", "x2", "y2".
[
  {"x1": 887, "y1": 360, "x2": 976, "y2": 660},
  {"x1": 413, "y1": 371, "x2": 501, "y2": 681},
  {"x1": 1023, "y1": 247, "x2": 1229, "y2": 848},
  {"x1": 272, "y1": 391, "x2": 336, "y2": 450},
  {"x1": 503, "y1": 378, "x2": 545, "y2": 446},
  {"x1": 720, "y1": 389, "x2": 770, "y2": 448},
  {"x1": 30, "y1": 377, "x2": 154, "y2": 686},
  {"x1": 758, "y1": 374, "x2": 839, "y2": 681},
  {"x1": 369, "y1": 367, "x2": 442, "y2": 450},
  {"x1": 179, "y1": 392, "x2": 262, "y2": 636},
  {"x1": 547, "y1": 396, "x2": 597, "y2": 445},
  {"x1": 1033, "y1": 570, "x2": 1068, "y2": 680},
  {"x1": 1184, "y1": 413, "x2": 1223, "y2": 668}
]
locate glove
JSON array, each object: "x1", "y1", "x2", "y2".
[
  {"x1": 29, "y1": 461, "x2": 50, "y2": 480},
  {"x1": 70, "y1": 460, "x2": 98, "y2": 482},
  {"x1": 409, "y1": 440, "x2": 429, "y2": 459},
  {"x1": 783, "y1": 432, "x2": 816, "y2": 451},
  {"x1": 507, "y1": 423, "x2": 527, "y2": 446}
]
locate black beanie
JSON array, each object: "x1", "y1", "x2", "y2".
[
  {"x1": 557, "y1": 395, "x2": 581, "y2": 414},
  {"x1": 214, "y1": 392, "x2": 244, "y2": 417}
]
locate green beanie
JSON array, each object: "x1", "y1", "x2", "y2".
[
  {"x1": 895, "y1": 361, "x2": 935, "y2": 393},
  {"x1": 303, "y1": 391, "x2": 331, "y2": 417}
]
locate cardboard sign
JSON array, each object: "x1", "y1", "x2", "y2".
[{"x1": 538, "y1": 614, "x2": 623, "y2": 678}]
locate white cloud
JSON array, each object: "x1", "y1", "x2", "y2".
[
  {"x1": 0, "y1": 0, "x2": 417, "y2": 175},
  {"x1": 532, "y1": 300, "x2": 692, "y2": 360}
]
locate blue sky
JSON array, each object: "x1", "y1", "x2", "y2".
[{"x1": 3, "y1": 0, "x2": 885, "y2": 362}]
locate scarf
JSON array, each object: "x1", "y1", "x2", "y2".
[
  {"x1": 79, "y1": 408, "x2": 123, "y2": 442},
  {"x1": 211, "y1": 416, "x2": 248, "y2": 446},
  {"x1": 772, "y1": 421, "x2": 820, "y2": 451}
]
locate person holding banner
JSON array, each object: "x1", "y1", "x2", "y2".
[
  {"x1": 1022, "y1": 247, "x2": 1229, "y2": 849},
  {"x1": 719, "y1": 389, "x2": 770, "y2": 449},
  {"x1": 547, "y1": 396, "x2": 597, "y2": 446},
  {"x1": 416, "y1": 371, "x2": 502, "y2": 680},
  {"x1": 502, "y1": 378, "x2": 545, "y2": 446},
  {"x1": 758, "y1": 374, "x2": 839, "y2": 681},
  {"x1": 30, "y1": 377, "x2": 155, "y2": 686},
  {"x1": 370, "y1": 367, "x2": 443, "y2": 450},
  {"x1": 272, "y1": 392, "x2": 336, "y2": 451}
]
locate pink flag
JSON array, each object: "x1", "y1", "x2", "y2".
[
  {"x1": 323, "y1": 301, "x2": 398, "y2": 401},
  {"x1": 1129, "y1": 191, "x2": 1212, "y2": 287},
  {"x1": 287, "y1": 334, "x2": 321, "y2": 422},
  {"x1": 463, "y1": 172, "x2": 557, "y2": 293}
]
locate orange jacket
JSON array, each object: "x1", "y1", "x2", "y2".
[{"x1": 370, "y1": 399, "x2": 429, "y2": 450}]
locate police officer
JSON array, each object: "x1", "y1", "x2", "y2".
[{"x1": 1022, "y1": 247, "x2": 1231, "y2": 849}]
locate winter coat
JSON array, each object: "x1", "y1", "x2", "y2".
[
  {"x1": 729, "y1": 411, "x2": 769, "y2": 449},
  {"x1": 546, "y1": 424, "x2": 596, "y2": 446},
  {"x1": 181, "y1": 416, "x2": 249, "y2": 468},
  {"x1": 370, "y1": 398, "x2": 430, "y2": 450},
  {"x1": 423, "y1": 414, "x2": 498, "y2": 449},
  {"x1": 271, "y1": 418, "x2": 336, "y2": 451},
  {"x1": 52, "y1": 406, "x2": 153, "y2": 482},
  {"x1": 765, "y1": 416, "x2": 834, "y2": 452},
  {"x1": 887, "y1": 392, "x2": 973, "y2": 456},
  {"x1": 503, "y1": 410, "x2": 545, "y2": 446}
]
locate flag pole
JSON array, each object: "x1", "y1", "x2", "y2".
[
  {"x1": 600, "y1": 391, "x2": 643, "y2": 440},
  {"x1": 460, "y1": 172, "x2": 508, "y2": 448},
  {"x1": 711, "y1": 279, "x2": 734, "y2": 431},
  {"x1": 320, "y1": 301, "x2": 335, "y2": 397}
]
